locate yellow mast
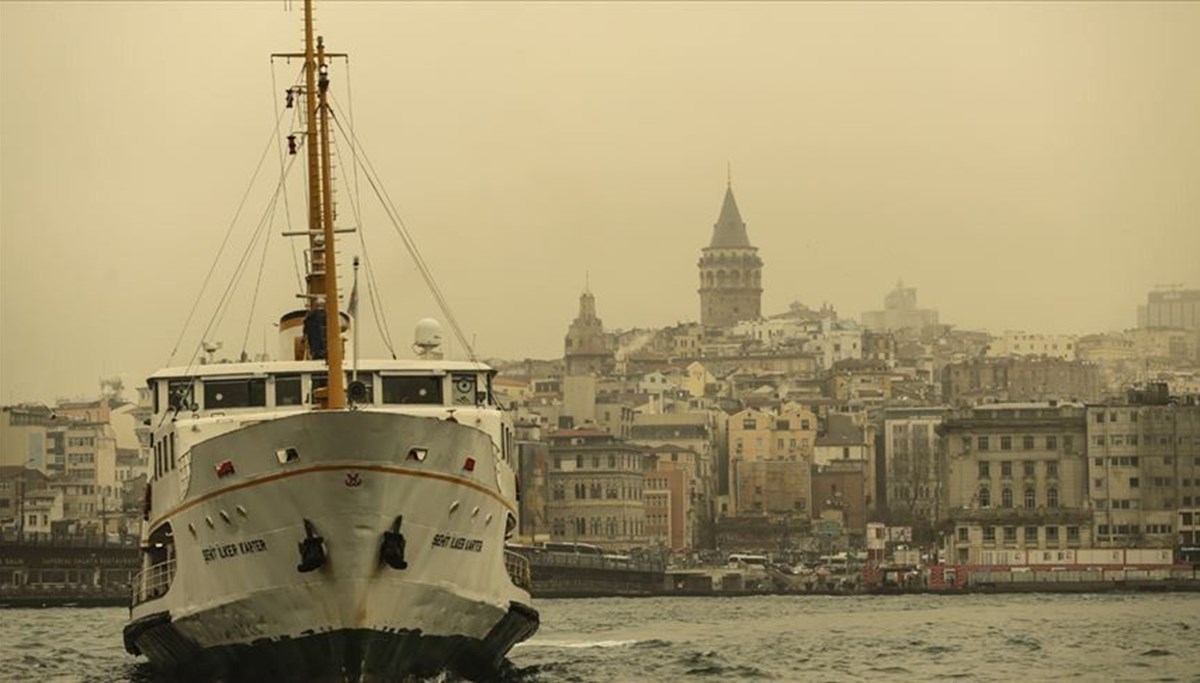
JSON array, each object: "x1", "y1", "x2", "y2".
[{"x1": 303, "y1": 0, "x2": 346, "y2": 409}]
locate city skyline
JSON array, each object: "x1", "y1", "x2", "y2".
[{"x1": 3, "y1": 2, "x2": 1199, "y2": 402}]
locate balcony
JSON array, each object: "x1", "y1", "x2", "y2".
[{"x1": 131, "y1": 557, "x2": 175, "y2": 607}]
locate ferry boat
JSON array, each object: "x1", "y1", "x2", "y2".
[{"x1": 122, "y1": 2, "x2": 538, "y2": 680}]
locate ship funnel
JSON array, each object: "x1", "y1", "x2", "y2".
[{"x1": 414, "y1": 318, "x2": 444, "y2": 359}]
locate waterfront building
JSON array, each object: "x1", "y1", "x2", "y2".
[
  {"x1": 643, "y1": 458, "x2": 690, "y2": 552},
  {"x1": 813, "y1": 413, "x2": 876, "y2": 522},
  {"x1": 811, "y1": 462, "x2": 868, "y2": 537},
  {"x1": 939, "y1": 402, "x2": 1092, "y2": 565},
  {"x1": 630, "y1": 412, "x2": 719, "y2": 548},
  {"x1": 882, "y1": 406, "x2": 949, "y2": 533},
  {"x1": 1086, "y1": 386, "x2": 1200, "y2": 549},
  {"x1": 698, "y1": 182, "x2": 763, "y2": 329},
  {"x1": 546, "y1": 429, "x2": 647, "y2": 551},
  {"x1": 861, "y1": 280, "x2": 939, "y2": 333}
]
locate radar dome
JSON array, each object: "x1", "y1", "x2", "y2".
[{"x1": 414, "y1": 318, "x2": 444, "y2": 354}]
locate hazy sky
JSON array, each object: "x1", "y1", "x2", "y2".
[{"x1": 2, "y1": 1, "x2": 1199, "y2": 403}]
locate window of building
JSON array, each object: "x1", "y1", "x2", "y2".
[
  {"x1": 978, "y1": 436, "x2": 990, "y2": 451},
  {"x1": 957, "y1": 527, "x2": 968, "y2": 542},
  {"x1": 979, "y1": 488, "x2": 991, "y2": 508},
  {"x1": 1046, "y1": 436, "x2": 1057, "y2": 450},
  {"x1": 1047, "y1": 487, "x2": 1059, "y2": 508},
  {"x1": 979, "y1": 462, "x2": 990, "y2": 478},
  {"x1": 1063, "y1": 435, "x2": 1074, "y2": 453},
  {"x1": 1003, "y1": 526, "x2": 1017, "y2": 542},
  {"x1": 381, "y1": 376, "x2": 443, "y2": 404},
  {"x1": 1067, "y1": 526, "x2": 1080, "y2": 542},
  {"x1": 1001, "y1": 436, "x2": 1012, "y2": 451},
  {"x1": 1095, "y1": 435, "x2": 1105, "y2": 447},
  {"x1": 1046, "y1": 461, "x2": 1058, "y2": 477},
  {"x1": 1001, "y1": 488, "x2": 1013, "y2": 508},
  {"x1": 1129, "y1": 477, "x2": 1139, "y2": 488},
  {"x1": 1095, "y1": 412, "x2": 1105, "y2": 424},
  {"x1": 983, "y1": 526, "x2": 995, "y2": 542},
  {"x1": 1046, "y1": 526, "x2": 1059, "y2": 542},
  {"x1": 1024, "y1": 526, "x2": 1038, "y2": 542},
  {"x1": 1001, "y1": 461, "x2": 1013, "y2": 478},
  {"x1": 1022, "y1": 436, "x2": 1035, "y2": 450},
  {"x1": 1024, "y1": 488, "x2": 1036, "y2": 509},
  {"x1": 1023, "y1": 461, "x2": 1035, "y2": 477}
]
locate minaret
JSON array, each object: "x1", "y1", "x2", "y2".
[
  {"x1": 564, "y1": 288, "x2": 613, "y2": 376},
  {"x1": 698, "y1": 181, "x2": 763, "y2": 328}
]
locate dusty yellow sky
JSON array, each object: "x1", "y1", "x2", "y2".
[{"x1": 2, "y1": 1, "x2": 1199, "y2": 402}]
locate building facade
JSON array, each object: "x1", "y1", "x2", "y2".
[
  {"x1": 1087, "y1": 388, "x2": 1200, "y2": 549},
  {"x1": 940, "y1": 403, "x2": 1092, "y2": 565},
  {"x1": 941, "y1": 356, "x2": 1102, "y2": 406},
  {"x1": 882, "y1": 407, "x2": 948, "y2": 531},
  {"x1": 546, "y1": 430, "x2": 646, "y2": 551}
]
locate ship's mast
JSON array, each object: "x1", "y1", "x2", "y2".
[{"x1": 303, "y1": 0, "x2": 346, "y2": 409}]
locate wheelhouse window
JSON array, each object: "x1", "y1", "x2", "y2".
[
  {"x1": 167, "y1": 380, "x2": 194, "y2": 411},
  {"x1": 203, "y1": 378, "x2": 266, "y2": 409},
  {"x1": 275, "y1": 375, "x2": 302, "y2": 406},
  {"x1": 382, "y1": 376, "x2": 443, "y2": 405}
]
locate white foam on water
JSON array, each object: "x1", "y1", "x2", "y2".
[{"x1": 515, "y1": 638, "x2": 642, "y2": 649}]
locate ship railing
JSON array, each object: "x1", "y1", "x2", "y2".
[
  {"x1": 131, "y1": 557, "x2": 176, "y2": 607},
  {"x1": 504, "y1": 550, "x2": 532, "y2": 590}
]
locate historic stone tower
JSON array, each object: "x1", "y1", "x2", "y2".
[
  {"x1": 698, "y1": 183, "x2": 763, "y2": 328},
  {"x1": 563, "y1": 288, "x2": 614, "y2": 376}
]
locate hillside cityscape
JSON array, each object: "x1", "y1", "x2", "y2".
[{"x1": 2, "y1": 183, "x2": 1199, "y2": 572}]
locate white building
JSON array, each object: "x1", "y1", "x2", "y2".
[{"x1": 986, "y1": 332, "x2": 1078, "y2": 360}]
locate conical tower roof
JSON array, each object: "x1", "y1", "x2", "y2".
[{"x1": 708, "y1": 185, "x2": 751, "y2": 248}]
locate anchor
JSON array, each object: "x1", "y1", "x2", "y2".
[
  {"x1": 380, "y1": 515, "x2": 409, "y2": 570},
  {"x1": 296, "y1": 518, "x2": 326, "y2": 573}
]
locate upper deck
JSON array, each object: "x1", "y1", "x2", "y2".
[{"x1": 147, "y1": 359, "x2": 500, "y2": 415}]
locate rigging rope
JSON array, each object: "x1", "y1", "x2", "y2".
[
  {"x1": 329, "y1": 97, "x2": 477, "y2": 361},
  {"x1": 329, "y1": 130, "x2": 397, "y2": 358},
  {"x1": 164, "y1": 101, "x2": 292, "y2": 368}
]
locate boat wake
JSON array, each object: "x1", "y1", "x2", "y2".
[{"x1": 516, "y1": 637, "x2": 671, "y2": 650}]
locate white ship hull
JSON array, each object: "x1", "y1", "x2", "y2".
[{"x1": 125, "y1": 410, "x2": 537, "y2": 681}]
